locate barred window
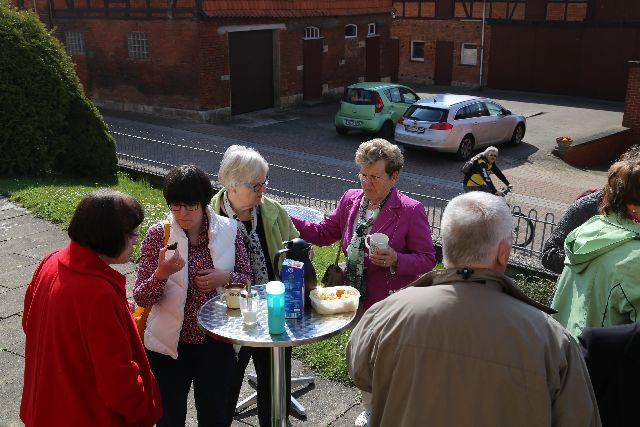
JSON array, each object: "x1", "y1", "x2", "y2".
[
  {"x1": 345, "y1": 24, "x2": 357, "y2": 38},
  {"x1": 65, "y1": 31, "x2": 85, "y2": 55},
  {"x1": 127, "y1": 32, "x2": 149, "y2": 59},
  {"x1": 304, "y1": 26, "x2": 320, "y2": 39}
]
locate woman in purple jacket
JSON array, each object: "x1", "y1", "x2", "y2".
[
  {"x1": 291, "y1": 138, "x2": 436, "y2": 427},
  {"x1": 291, "y1": 138, "x2": 436, "y2": 312}
]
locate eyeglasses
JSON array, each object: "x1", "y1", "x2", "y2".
[
  {"x1": 169, "y1": 203, "x2": 200, "y2": 212},
  {"x1": 358, "y1": 173, "x2": 384, "y2": 183},
  {"x1": 242, "y1": 176, "x2": 269, "y2": 193}
]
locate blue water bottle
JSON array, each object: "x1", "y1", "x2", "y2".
[{"x1": 266, "y1": 281, "x2": 286, "y2": 334}]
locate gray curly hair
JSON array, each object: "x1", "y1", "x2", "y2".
[{"x1": 354, "y1": 138, "x2": 404, "y2": 175}]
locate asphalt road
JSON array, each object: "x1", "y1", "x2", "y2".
[{"x1": 104, "y1": 86, "x2": 624, "y2": 219}]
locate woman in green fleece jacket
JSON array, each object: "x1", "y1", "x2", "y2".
[
  {"x1": 211, "y1": 145, "x2": 299, "y2": 426},
  {"x1": 552, "y1": 159, "x2": 640, "y2": 337}
]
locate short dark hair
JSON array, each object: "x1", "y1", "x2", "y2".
[
  {"x1": 601, "y1": 160, "x2": 640, "y2": 220},
  {"x1": 68, "y1": 190, "x2": 144, "y2": 257},
  {"x1": 163, "y1": 165, "x2": 214, "y2": 208}
]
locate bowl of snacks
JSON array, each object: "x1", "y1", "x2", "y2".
[{"x1": 309, "y1": 286, "x2": 360, "y2": 315}]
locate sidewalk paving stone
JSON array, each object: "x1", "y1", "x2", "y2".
[
  {"x1": 0, "y1": 315, "x2": 24, "y2": 356},
  {"x1": 0, "y1": 262, "x2": 41, "y2": 290},
  {"x1": 0, "y1": 288, "x2": 27, "y2": 319},
  {"x1": 0, "y1": 350, "x2": 24, "y2": 427}
]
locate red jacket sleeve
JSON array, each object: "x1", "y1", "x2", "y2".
[
  {"x1": 23, "y1": 250, "x2": 60, "y2": 332},
  {"x1": 86, "y1": 289, "x2": 158, "y2": 425}
]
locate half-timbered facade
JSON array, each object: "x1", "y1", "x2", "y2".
[
  {"x1": 13, "y1": 0, "x2": 396, "y2": 119},
  {"x1": 392, "y1": 0, "x2": 640, "y2": 100}
]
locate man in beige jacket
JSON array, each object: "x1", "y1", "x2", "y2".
[{"x1": 347, "y1": 191, "x2": 601, "y2": 427}]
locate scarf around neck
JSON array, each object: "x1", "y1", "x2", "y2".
[
  {"x1": 222, "y1": 191, "x2": 269, "y2": 285},
  {"x1": 345, "y1": 191, "x2": 391, "y2": 299}
]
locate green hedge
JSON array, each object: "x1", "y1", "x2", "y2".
[{"x1": 0, "y1": 0, "x2": 116, "y2": 177}]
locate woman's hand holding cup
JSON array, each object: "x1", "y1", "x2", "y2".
[
  {"x1": 369, "y1": 246, "x2": 397, "y2": 269},
  {"x1": 366, "y1": 233, "x2": 396, "y2": 268}
]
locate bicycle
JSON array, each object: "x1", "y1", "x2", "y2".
[{"x1": 499, "y1": 186, "x2": 535, "y2": 249}]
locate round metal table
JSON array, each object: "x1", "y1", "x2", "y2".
[
  {"x1": 282, "y1": 205, "x2": 326, "y2": 224},
  {"x1": 198, "y1": 285, "x2": 357, "y2": 427}
]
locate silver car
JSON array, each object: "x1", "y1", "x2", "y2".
[{"x1": 394, "y1": 94, "x2": 526, "y2": 160}]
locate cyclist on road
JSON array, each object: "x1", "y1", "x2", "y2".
[{"x1": 462, "y1": 146, "x2": 511, "y2": 196}]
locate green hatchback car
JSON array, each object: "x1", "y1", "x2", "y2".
[{"x1": 334, "y1": 82, "x2": 420, "y2": 139}]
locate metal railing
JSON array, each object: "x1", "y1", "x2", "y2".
[{"x1": 111, "y1": 124, "x2": 557, "y2": 273}]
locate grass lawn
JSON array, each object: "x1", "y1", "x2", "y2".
[{"x1": 0, "y1": 171, "x2": 558, "y2": 386}]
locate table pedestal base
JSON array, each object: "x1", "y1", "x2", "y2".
[{"x1": 235, "y1": 371, "x2": 315, "y2": 417}]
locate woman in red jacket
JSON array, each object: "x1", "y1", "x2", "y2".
[{"x1": 21, "y1": 189, "x2": 162, "y2": 427}]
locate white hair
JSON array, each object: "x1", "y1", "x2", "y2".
[
  {"x1": 483, "y1": 146, "x2": 499, "y2": 156},
  {"x1": 218, "y1": 145, "x2": 269, "y2": 189},
  {"x1": 441, "y1": 192, "x2": 512, "y2": 267}
]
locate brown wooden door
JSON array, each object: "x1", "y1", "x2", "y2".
[
  {"x1": 303, "y1": 38, "x2": 323, "y2": 100},
  {"x1": 390, "y1": 38, "x2": 400, "y2": 83},
  {"x1": 366, "y1": 36, "x2": 380, "y2": 82},
  {"x1": 434, "y1": 40, "x2": 453, "y2": 86},
  {"x1": 228, "y1": 30, "x2": 274, "y2": 115}
]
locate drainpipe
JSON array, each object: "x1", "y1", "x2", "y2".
[{"x1": 479, "y1": 0, "x2": 486, "y2": 89}]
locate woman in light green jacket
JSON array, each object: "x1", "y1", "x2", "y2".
[
  {"x1": 210, "y1": 145, "x2": 299, "y2": 426},
  {"x1": 552, "y1": 159, "x2": 640, "y2": 337}
]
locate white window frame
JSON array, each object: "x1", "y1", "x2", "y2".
[
  {"x1": 460, "y1": 43, "x2": 478, "y2": 66},
  {"x1": 410, "y1": 40, "x2": 425, "y2": 62},
  {"x1": 367, "y1": 22, "x2": 377, "y2": 36},
  {"x1": 304, "y1": 26, "x2": 320, "y2": 40},
  {"x1": 65, "y1": 31, "x2": 85, "y2": 55},
  {"x1": 345, "y1": 24, "x2": 358, "y2": 38},
  {"x1": 127, "y1": 32, "x2": 149, "y2": 59}
]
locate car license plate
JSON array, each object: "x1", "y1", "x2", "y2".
[
  {"x1": 345, "y1": 119, "x2": 362, "y2": 127},
  {"x1": 405, "y1": 125, "x2": 425, "y2": 134}
]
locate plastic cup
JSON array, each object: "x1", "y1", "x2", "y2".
[
  {"x1": 265, "y1": 281, "x2": 286, "y2": 334},
  {"x1": 239, "y1": 289, "x2": 259, "y2": 326}
]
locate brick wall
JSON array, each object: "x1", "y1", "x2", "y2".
[
  {"x1": 54, "y1": 20, "x2": 207, "y2": 110},
  {"x1": 49, "y1": 14, "x2": 392, "y2": 114},
  {"x1": 391, "y1": 19, "x2": 489, "y2": 88},
  {"x1": 623, "y1": 61, "x2": 640, "y2": 141},
  {"x1": 196, "y1": 23, "x2": 230, "y2": 110}
]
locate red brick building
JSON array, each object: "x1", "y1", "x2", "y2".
[
  {"x1": 623, "y1": 61, "x2": 640, "y2": 143},
  {"x1": 392, "y1": 0, "x2": 640, "y2": 101},
  {"x1": 13, "y1": 0, "x2": 396, "y2": 119}
]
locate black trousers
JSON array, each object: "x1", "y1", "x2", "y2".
[
  {"x1": 228, "y1": 346, "x2": 292, "y2": 426},
  {"x1": 147, "y1": 337, "x2": 236, "y2": 427}
]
